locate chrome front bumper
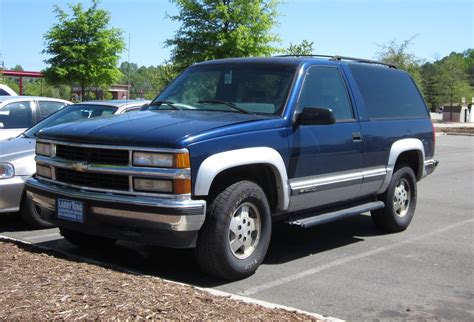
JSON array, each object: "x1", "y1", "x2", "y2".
[
  {"x1": 25, "y1": 177, "x2": 206, "y2": 235},
  {"x1": 0, "y1": 176, "x2": 29, "y2": 213}
]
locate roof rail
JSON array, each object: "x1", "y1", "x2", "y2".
[{"x1": 274, "y1": 54, "x2": 397, "y2": 69}]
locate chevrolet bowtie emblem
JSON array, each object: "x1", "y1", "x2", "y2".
[{"x1": 70, "y1": 162, "x2": 90, "y2": 172}]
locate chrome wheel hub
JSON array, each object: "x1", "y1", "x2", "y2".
[
  {"x1": 393, "y1": 178, "x2": 411, "y2": 217},
  {"x1": 228, "y1": 202, "x2": 261, "y2": 259}
]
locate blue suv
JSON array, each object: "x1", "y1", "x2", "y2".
[{"x1": 26, "y1": 56, "x2": 438, "y2": 280}]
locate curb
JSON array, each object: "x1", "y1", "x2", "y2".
[{"x1": 0, "y1": 234, "x2": 342, "y2": 322}]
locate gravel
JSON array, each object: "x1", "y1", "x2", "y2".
[{"x1": 0, "y1": 240, "x2": 316, "y2": 320}]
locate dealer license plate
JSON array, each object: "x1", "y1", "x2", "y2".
[{"x1": 57, "y1": 198, "x2": 84, "y2": 223}]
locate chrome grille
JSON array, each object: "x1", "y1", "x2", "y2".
[{"x1": 56, "y1": 144, "x2": 129, "y2": 165}]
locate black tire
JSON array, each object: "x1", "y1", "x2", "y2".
[
  {"x1": 20, "y1": 194, "x2": 55, "y2": 229},
  {"x1": 195, "y1": 180, "x2": 272, "y2": 280},
  {"x1": 60, "y1": 228, "x2": 116, "y2": 249},
  {"x1": 371, "y1": 166, "x2": 417, "y2": 232}
]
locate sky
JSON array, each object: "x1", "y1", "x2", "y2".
[{"x1": 0, "y1": 0, "x2": 472, "y2": 71}]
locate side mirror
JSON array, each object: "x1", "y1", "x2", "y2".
[
  {"x1": 296, "y1": 107, "x2": 335, "y2": 126},
  {"x1": 140, "y1": 103, "x2": 150, "y2": 111},
  {"x1": 0, "y1": 122, "x2": 4, "y2": 129}
]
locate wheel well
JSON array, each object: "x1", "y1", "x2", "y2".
[
  {"x1": 207, "y1": 164, "x2": 278, "y2": 212},
  {"x1": 395, "y1": 150, "x2": 423, "y2": 180}
]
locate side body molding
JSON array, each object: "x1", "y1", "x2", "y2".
[
  {"x1": 378, "y1": 138, "x2": 425, "y2": 194},
  {"x1": 194, "y1": 147, "x2": 290, "y2": 211}
]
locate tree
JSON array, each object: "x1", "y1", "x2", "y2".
[
  {"x1": 11, "y1": 65, "x2": 24, "y2": 71},
  {"x1": 376, "y1": 36, "x2": 423, "y2": 89},
  {"x1": 43, "y1": 0, "x2": 125, "y2": 100},
  {"x1": 285, "y1": 40, "x2": 314, "y2": 56},
  {"x1": 166, "y1": 0, "x2": 281, "y2": 71},
  {"x1": 436, "y1": 52, "x2": 473, "y2": 107}
]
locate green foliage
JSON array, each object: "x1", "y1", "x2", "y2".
[
  {"x1": 119, "y1": 62, "x2": 179, "y2": 99},
  {"x1": 285, "y1": 40, "x2": 314, "y2": 56},
  {"x1": 11, "y1": 65, "x2": 24, "y2": 71},
  {"x1": 43, "y1": 0, "x2": 125, "y2": 100},
  {"x1": 377, "y1": 36, "x2": 424, "y2": 89},
  {"x1": 166, "y1": 0, "x2": 281, "y2": 71}
]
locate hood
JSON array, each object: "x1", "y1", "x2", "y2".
[
  {"x1": 0, "y1": 136, "x2": 35, "y2": 162},
  {"x1": 37, "y1": 110, "x2": 274, "y2": 148},
  {"x1": 0, "y1": 136, "x2": 36, "y2": 176}
]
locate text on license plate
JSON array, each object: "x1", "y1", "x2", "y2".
[{"x1": 57, "y1": 198, "x2": 84, "y2": 223}]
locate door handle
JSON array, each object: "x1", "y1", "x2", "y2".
[{"x1": 352, "y1": 132, "x2": 362, "y2": 142}]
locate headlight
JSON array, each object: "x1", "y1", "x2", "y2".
[
  {"x1": 36, "y1": 164, "x2": 52, "y2": 178},
  {"x1": 36, "y1": 142, "x2": 52, "y2": 156},
  {"x1": 132, "y1": 152, "x2": 190, "y2": 168},
  {"x1": 133, "y1": 178, "x2": 173, "y2": 193},
  {"x1": 0, "y1": 163, "x2": 14, "y2": 179}
]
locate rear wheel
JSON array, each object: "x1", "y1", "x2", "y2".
[
  {"x1": 371, "y1": 166, "x2": 417, "y2": 232},
  {"x1": 195, "y1": 180, "x2": 271, "y2": 280},
  {"x1": 20, "y1": 195, "x2": 55, "y2": 229},
  {"x1": 60, "y1": 228, "x2": 116, "y2": 249}
]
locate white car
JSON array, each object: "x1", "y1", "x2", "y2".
[
  {"x1": 0, "y1": 96, "x2": 72, "y2": 140},
  {"x1": 0, "y1": 84, "x2": 18, "y2": 96},
  {"x1": 0, "y1": 99, "x2": 149, "y2": 228}
]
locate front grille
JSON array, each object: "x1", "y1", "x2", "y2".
[
  {"x1": 56, "y1": 145, "x2": 129, "y2": 165},
  {"x1": 56, "y1": 168, "x2": 129, "y2": 191}
]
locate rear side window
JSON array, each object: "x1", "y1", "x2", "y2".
[
  {"x1": 349, "y1": 64, "x2": 428, "y2": 119},
  {"x1": 38, "y1": 101, "x2": 68, "y2": 119}
]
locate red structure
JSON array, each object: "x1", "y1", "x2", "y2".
[{"x1": 1, "y1": 70, "x2": 43, "y2": 95}]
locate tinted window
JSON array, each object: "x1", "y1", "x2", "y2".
[
  {"x1": 38, "y1": 101, "x2": 68, "y2": 119},
  {"x1": 154, "y1": 64, "x2": 296, "y2": 115},
  {"x1": 0, "y1": 89, "x2": 10, "y2": 96},
  {"x1": 349, "y1": 64, "x2": 428, "y2": 119},
  {"x1": 0, "y1": 101, "x2": 33, "y2": 128},
  {"x1": 298, "y1": 66, "x2": 353, "y2": 120},
  {"x1": 24, "y1": 104, "x2": 117, "y2": 137}
]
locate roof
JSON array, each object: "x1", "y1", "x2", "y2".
[
  {"x1": 74, "y1": 99, "x2": 150, "y2": 108},
  {"x1": 0, "y1": 96, "x2": 71, "y2": 104},
  {"x1": 194, "y1": 55, "x2": 396, "y2": 69}
]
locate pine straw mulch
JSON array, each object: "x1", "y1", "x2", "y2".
[{"x1": 0, "y1": 240, "x2": 317, "y2": 320}]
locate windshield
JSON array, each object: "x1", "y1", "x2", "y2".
[
  {"x1": 150, "y1": 63, "x2": 296, "y2": 115},
  {"x1": 24, "y1": 104, "x2": 117, "y2": 138}
]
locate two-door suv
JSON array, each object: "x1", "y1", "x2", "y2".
[{"x1": 25, "y1": 55, "x2": 438, "y2": 280}]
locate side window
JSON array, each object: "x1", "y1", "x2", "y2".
[
  {"x1": 0, "y1": 101, "x2": 33, "y2": 128},
  {"x1": 298, "y1": 66, "x2": 353, "y2": 121},
  {"x1": 38, "y1": 101, "x2": 67, "y2": 120},
  {"x1": 349, "y1": 64, "x2": 429, "y2": 119}
]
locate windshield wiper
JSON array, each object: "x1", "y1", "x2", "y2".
[
  {"x1": 197, "y1": 100, "x2": 252, "y2": 114},
  {"x1": 148, "y1": 100, "x2": 181, "y2": 110}
]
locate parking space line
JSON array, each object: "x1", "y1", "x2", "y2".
[
  {"x1": 22, "y1": 232, "x2": 62, "y2": 241},
  {"x1": 241, "y1": 218, "x2": 474, "y2": 296}
]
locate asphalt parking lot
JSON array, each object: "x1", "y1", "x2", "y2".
[{"x1": 1, "y1": 135, "x2": 473, "y2": 321}]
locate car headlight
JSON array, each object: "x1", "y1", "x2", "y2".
[
  {"x1": 0, "y1": 163, "x2": 14, "y2": 179},
  {"x1": 36, "y1": 142, "x2": 52, "y2": 157},
  {"x1": 132, "y1": 152, "x2": 190, "y2": 168}
]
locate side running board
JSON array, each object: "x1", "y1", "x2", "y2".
[{"x1": 286, "y1": 201, "x2": 385, "y2": 228}]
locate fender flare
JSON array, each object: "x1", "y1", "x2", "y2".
[
  {"x1": 194, "y1": 147, "x2": 290, "y2": 211},
  {"x1": 378, "y1": 138, "x2": 425, "y2": 193}
]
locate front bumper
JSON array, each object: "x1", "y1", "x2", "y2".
[
  {"x1": 25, "y1": 178, "x2": 206, "y2": 248},
  {"x1": 0, "y1": 176, "x2": 28, "y2": 213},
  {"x1": 423, "y1": 159, "x2": 439, "y2": 177}
]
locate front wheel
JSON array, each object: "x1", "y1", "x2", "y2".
[
  {"x1": 371, "y1": 166, "x2": 417, "y2": 232},
  {"x1": 195, "y1": 180, "x2": 271, "y2": 280}
]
